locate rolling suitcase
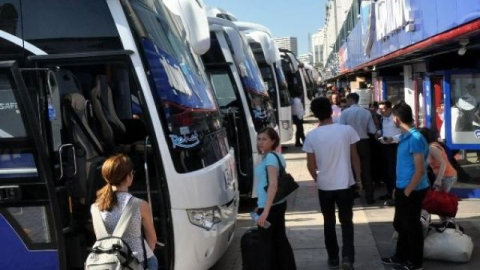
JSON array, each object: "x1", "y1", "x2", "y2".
[{"x1": 241, "y1": 228, "x2": 269, "y2": 270}]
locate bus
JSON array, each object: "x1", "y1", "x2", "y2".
[
  {"x1": 237, "y1": 25, "x2": 293, "y2": 144},
  {"x1": 201, "y1": 14, "x2": 277, "y2": 197},
  {"x1": 280, "y1": 49, "x2": 314, "y2": 116},
  {"x1": 0, "y1": 1, "x2": 238, "y2": 269}
]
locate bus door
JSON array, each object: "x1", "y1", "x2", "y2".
[{"x1": 0, "y1": 61, "x2": 65, "y2": 269}]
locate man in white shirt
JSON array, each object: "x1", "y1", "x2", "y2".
[
  {"x1": 340, "y1": 93, "x2": 378, "y2": 204},
  {"x1": 331, "y1": 93, "x2": 342, "y2": 123},
  {"x1": 303, "y1": 97, "x2": 362, "y2": 270},
  {"x1": 291, "y1": 90, "x2": 305, "y2": 147},
  {"x1": 376, "y1": 101, "x2": 402, "y2": 206}
]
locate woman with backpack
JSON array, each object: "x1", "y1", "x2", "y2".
[
  {"x1": 91, "y1": 154, "x2": 158, "y2": 269},
  {"x1": 419, "y1": 128, "x2": 457, "y2": 192},
  {"x1": 254, "y1": 127, "x2": 296, "y2": 270}
]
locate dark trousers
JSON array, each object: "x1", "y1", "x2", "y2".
[
  {"x1": 383, "y1": 144, "x2": 398, "y2": 196},
  {"x1": 394, "y1": 188, "x2": 427, "y2": 267},
  {"x1": 356, "y1": 139, "x2": 374, "y2": 199},
  {"x1": 318, "y1": 187, "x2": 355, "y2": 262},
  {"x1": 293, "y1": 116, "x2": 305, "y2": 145},
  {"x1": 370, "y1": 137, "x2": 386, "y2": 186},
  {"x1": 257, "y1": 201, "x2": 296, "y2": 270}
]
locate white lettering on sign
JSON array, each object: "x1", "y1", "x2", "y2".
[
  {"x1": 0, "y1": 102, "x2": 18, "y2": 110},
  {"x1": 169, "y1": 131, "x2": 200, "y2": 149},
  {"x1": 375, "y1": 0, "x2": 414, "y2": 41}
]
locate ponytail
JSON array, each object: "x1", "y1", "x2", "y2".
[
  {"x1": 95, "y1": 154, "x2": 133, "y2": 211},
  {"x1": 95, "y1": 183, "x2": 117, "y2": 212}
]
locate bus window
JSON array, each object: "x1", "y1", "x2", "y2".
[
  {"x1": 274, "y1": 65, "x2": 291, "y2": 107},
  {"x1": 4, "y1": 206, "x2": 52, "y2": 244},
  {"x1": 128, "y1": 0, "x2": 229, "y2": 173},
  {"x1": 210, "y1": 71, "x2": 239, "y2": 108},
  {"x1": 0, "y1": 74, "x2": 25, "y2": 138}
]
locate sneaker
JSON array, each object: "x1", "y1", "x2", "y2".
[
  {"x1": 384, "y1": 199, "x2": 395, "y2": 207},
  {"x1": 341, "y1": 257, "x2": 354, "y2": 270},
  {"x1": 328, "y1": 258, "x2": 339, "y2": 269},
  {"x1": 396, "y1": 262, "x2": 423, "y2": 270},
  {"x1": 295, "y1": 143, "x2": 303, "y2": 147},
  {"x1": 381, "y1": 255, "x2": 403, "y2": 266}
]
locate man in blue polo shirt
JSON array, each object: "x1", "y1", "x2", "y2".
[{"x1": 381, "y1": 101, "x2": 429, "y2": 270}]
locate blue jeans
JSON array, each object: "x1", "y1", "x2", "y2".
[{"x1": 146, "y1": 256, "x2": 158, "y2": 270}]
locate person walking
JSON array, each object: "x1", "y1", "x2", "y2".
[
  {"x1": 292, "y1": 90, "x2": 305, "y2": 147},
  {"x1": 419, "y1": 127, "x2": 457, "y2": 192},
  {"x1": 303, "y1": 97, "x2": 362, "y2": 270},
  {"x1": 376, "y1": 101, "x2": 402, "y2": 206},
  {"x1": 381, "y1": 101, "x2": 429, "y2": 270},
  {"x1": 254, "y1": 127, "x2": 296, "y2": 270},
  {"x1": 91, "y1": 154, "x2": 158, "y2": 270},
  {"x1": 340, "y1": 93, "x2": 377, "y2": 204}
]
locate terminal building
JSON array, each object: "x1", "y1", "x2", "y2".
[{"x1": 322, "y1": 0, "x2": 480, "y2": 197}]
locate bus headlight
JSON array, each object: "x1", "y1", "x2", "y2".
[
  {"x1": 281, "y1": 120, "x2": 290, "y2": 130},
  {"x1": 187, "y1": 207, "x2": 222, "y2": 231}
]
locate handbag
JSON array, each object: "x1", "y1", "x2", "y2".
[
  {"x1": 264, "y1": 152, "x2": 299, "y2": 204},
  {"x1": 424, "y1": 219, "x2": 473, "y2": 262},
  {"x1": 422, "y1": 189, "x2": 458, "y2": 217}
]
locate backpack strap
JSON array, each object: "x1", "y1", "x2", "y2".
[
  {"x1": 91, "y1": 204, "x2": 110, "y2": 239},
  {"x1": 112, "y1": 196, "x2": 140, "y2": 238}
]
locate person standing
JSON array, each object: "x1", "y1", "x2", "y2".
[
  {"x1": 381, "y1": 101, "x2": 429, "y2": 270},
  {"x1": 331, "y1": 93, "x2": 342, "y2": 123},
  {"x1": 91, "y1": 154, "x2": 158, "y2": 270},
  {"x1": 376, "y1": 101, "x2": 402, "y2": 206},
  {"x1": 254, "y1": 127, "x2": 296, "y2": 270},
  {"x1": 303, "y1": 97, "x2": 362, "y2": 270},
  {"x1": 340, "y1": 93, "x2": 377, "y2": 204},
  {"x1": 292, "y1": 90, "x2": 305, "y2": 147}
]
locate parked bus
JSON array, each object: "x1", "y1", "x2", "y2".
[
  {"x1": 280, "y1": 49, "x2": 314, "y2": 116},
  {"x1": 201, "y1": 13, "x2": 277, "y2": 196},
  {"x1": 0, "y1": 1, "x2": 238, "y2": 269},
  {"x1": 236, "y1": 25, "x2": 293, "y2": 144}
]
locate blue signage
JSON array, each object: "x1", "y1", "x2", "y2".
[{"x1": 334, "y1": 0, "x2": 480, "y2": 74}]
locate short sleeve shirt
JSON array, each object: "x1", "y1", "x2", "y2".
[
  {"x1": 396, "y1": 128, "x2": 430, "y2": 190},
  {"x1": 254, "y1": 152, "x2": 286, "y2": 208},
  {"x1": 303, "y1": 123, "x2": 360, "y2": 190}
]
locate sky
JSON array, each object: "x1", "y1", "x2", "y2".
[{"x1": 203, "y1": 0, "x2": 327, "y2": 56}]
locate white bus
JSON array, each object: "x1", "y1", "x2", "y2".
[
  {"x1": 200, "y1": 15, "x2": 277, "y2": 197},
  {"x1": 0, "y1": 1, "x2": 238, "y2": 269},
  {"x1": 279, "y1": 49, "x2": 315, "y2": 116},
  {"x1": 236, "y1": 24, "x2": 293, "y2": 144}
]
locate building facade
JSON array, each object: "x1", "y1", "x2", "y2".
[
  {"x1": 322, "y1": 0, "x2": 480, "y2": 153},
  {"x1": 273, "y1": 37, "x2": 298, "y2": 56},
  {"x1": 312, "y1": 28, "x2": 325, "y2": 67}
]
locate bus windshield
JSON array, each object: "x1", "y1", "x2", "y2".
[
  {"x1": 128, "y1": 0, "x2": 229, "y2": 173},
  {"x1": 274, "y1": 64, "x2": 291, "y2": 107},
  {"x1": 237, "y1": 34, "x2": 276, "y2": 130}
]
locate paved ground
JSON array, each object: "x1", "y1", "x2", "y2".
[{"x1": 210, "y1": 119, "x2": 480, "y2": 270}]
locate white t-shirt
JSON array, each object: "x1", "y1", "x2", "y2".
[
  {"x1": 303, "y1": 123, "x2": 360, "y2": 190},
  {"x1": 292, "y1": 97, "x2": 304, "y2": 119}
]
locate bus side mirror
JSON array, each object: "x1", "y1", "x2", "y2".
[{"x1": 178, "y1": 0, "x2": 211, "y2": 55}]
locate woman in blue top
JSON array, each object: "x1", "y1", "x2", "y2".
[{"x1": 255, "y1": 127, "x2": 296, "y2": 270}]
